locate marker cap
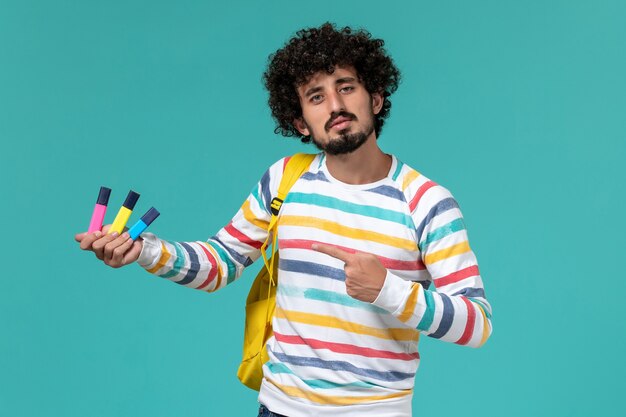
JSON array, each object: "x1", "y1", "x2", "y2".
[
  {"x1": 96, "y1": 187, "x2": 112, "y2": 205},
  {"x1": 140, "y1": 207, "x2": 160, "y2": 226},
  {"x1": 123, "y1": 190, "x2": 140, "y2": 210}
]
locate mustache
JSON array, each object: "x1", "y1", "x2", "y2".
[{"x1": 325, "y1": 111, "x2": 357, "y2": 131}]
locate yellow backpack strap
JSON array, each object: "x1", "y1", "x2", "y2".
[
  {"x1": 273, "y1": 153, "x2": 317, "y2": 216},
  {"x1": 260, "y1": 153, "x2": 316, "y2": 283}
]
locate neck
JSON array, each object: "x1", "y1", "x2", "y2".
[{"x1": 324, "y1": 135, "x2": 391, "y2": 185}]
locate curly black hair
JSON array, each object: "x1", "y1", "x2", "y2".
[{"x1": 263, "y1": 22, "x2": 401, "y2": 143}]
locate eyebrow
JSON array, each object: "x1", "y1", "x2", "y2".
[
  {"x1": 303, "y1": 76, "x2": 357, "y2": 97},
  {"x1": 304, "y1": 85, "x2": 323, "y2": 97}
]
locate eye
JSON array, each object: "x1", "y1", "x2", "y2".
[
  {"x1": 310, "y1": 94, "x2": 323, "y2": 103},
  {"x1": 340, "y1": 86, "x2": 354, "y2": 93}
]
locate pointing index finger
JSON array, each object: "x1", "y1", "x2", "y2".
[{"x1": 312, "y1": 243, "x2": 352, "y2": 263}]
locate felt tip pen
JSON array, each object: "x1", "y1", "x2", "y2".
[
  {"x1": 128, "y1": 207, "x2": 160, "y2": 240},
  {"x1": 87, "y1": 186, "x2": 112, "y2": 233},
  {"x1": 108, "y1": 190, "x2": 140, "y2": 235}
]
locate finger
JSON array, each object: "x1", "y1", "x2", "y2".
[
  {"x1": 311, "y1": 243, "x2": 352, "y2": 262},
  {"x1": 111, "y1": 235, "x2": 134, "y2": 266},
  {"x1": 92, "y1": 232, "x2": 119, "y2": 259},
  {"x1": 104, "y1": 233, "x2": 130, "y2": 262},
  {"x1": 79, "y1": 231, "x2": 103, "y2": 250},
  {"x1": 75, "y1": 232, "x2": 87, "y2": 242},
  {"x1": 122, "y1": 240, "x2": 143, "y2": 265},
  {"x1": 100, "y1": 224, "x2": 128, "y2": 234}
]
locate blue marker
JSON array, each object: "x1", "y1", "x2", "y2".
[{"x1": 128, "y1": 207, "x2": 160, "y2": 240}]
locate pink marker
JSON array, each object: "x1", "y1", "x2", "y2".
[{"x1": 88, "y1": 186, "x2": 112, "y2": 233}]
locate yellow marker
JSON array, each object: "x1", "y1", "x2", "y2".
[{"x1": 108, "y1": 190, "x2": 140, "y2": 235}]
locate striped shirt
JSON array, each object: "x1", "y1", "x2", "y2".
[{"x1": 137, "y1": 153, "x2": 492, "y2": 417}]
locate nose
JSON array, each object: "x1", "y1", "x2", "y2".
[{"x1": 326, "y1": 90, "x2": 345, "y2": 113}]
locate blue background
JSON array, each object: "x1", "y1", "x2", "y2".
[{"x1": 1, "y1": 1, "x2": 624, "y2": 416}]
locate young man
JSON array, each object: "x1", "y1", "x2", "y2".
[{"x1": 77, "y1": 23, "x2": 492, "y2": 417}]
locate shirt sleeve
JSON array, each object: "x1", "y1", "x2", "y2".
[
  {"x1": 372, "y1": 184, "x2": 493, "y2": 348},
  {"x1": 135, "y1": 157, "x2": 288, "y2": 292}
]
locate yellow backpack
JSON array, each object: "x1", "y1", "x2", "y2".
[{"x1": 237, "y1": 153, "x2": 316, "y2": 391}]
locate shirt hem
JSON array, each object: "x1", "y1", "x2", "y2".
[{"x1": 258, "y1": 377, "x2": 413, "y2": 417}]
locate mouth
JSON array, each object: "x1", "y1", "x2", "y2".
[
  {"x1": 328, "y1": 116, "x2": 354, "y2": 131},
  {"x1": 331, "y1": 120, "x2": 351, "y2": 130}
]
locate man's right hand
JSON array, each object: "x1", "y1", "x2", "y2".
[{"x1": 75, "y1": 224, "x2": 143, "y2": 268}]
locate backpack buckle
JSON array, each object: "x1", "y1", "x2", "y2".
[{"x1": 270, "y1": 197, "x2": 283, "y2": 215}]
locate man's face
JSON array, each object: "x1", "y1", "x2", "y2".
[{"x1": 294, "y1": 66, "x2": 383, "y2": 155}]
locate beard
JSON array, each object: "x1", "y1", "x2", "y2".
[
  {"x1": 311, "y1": 130, "x2": 370, "y2": 155},
  {"x1": 308, "y1": 111, "x2": 375, "y2": 156}
]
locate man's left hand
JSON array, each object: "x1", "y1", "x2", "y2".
[{"x1": 312, "y1": 243, "x2": 387, "y2": 303}]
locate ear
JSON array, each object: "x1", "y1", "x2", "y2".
[
  {"x1": 293, "y1": 117, "x2": 310, "y2": 136},
  {"x1": 371, "y1": 92, "x2": 384, "y2": 115}
]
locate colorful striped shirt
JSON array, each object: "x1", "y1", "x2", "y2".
[{"x1": 137, "y1": 153, "x2": 492, "y2": 417}]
